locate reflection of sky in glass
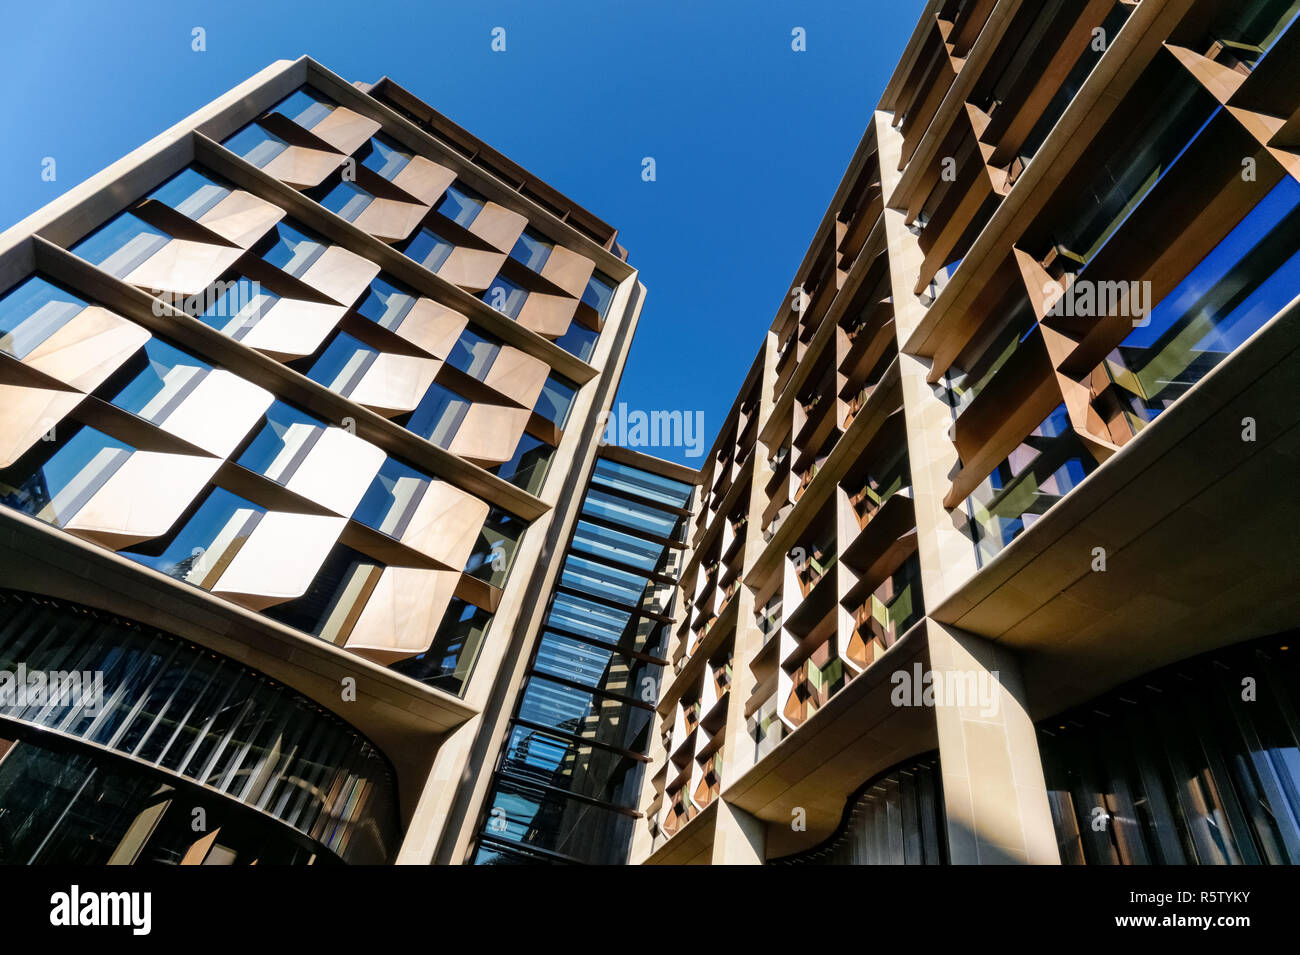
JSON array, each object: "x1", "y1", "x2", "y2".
[
  {"x1": 560, "y1": 554, "x2": 649, "y2": 608},
  {"x1": 359, "y1": 135, "x2": 412, "y2": 180},
  {"x1": 221, "y1": 123, "x2": 288, "y2": 168},
  {"x1": 547, "y1": 592, "x2": 631, "y2": 646},
  {"x1": 571, "y1": 520, "x2": 663, "y2": 572},
  {"x1": 148, "y1": 167, "x2": 230, "y2": 220},
  {"x1": 110, "y1": 338, "x2": 208, "y2": 422},
  {"x1": 352, "y1": 457, "x2": 427, "y2": 536},
  {"x1": 356, "y1": 276, "x2": 416, "y2": 330},
  {"x1": 582, "y1": 488, "x2": 678, "y2": 537},
  {"x1": 238, "y1": 400, "x2": 323, "y2": 481},
  {"x1": 272, "y1": 87, "x2": 335, "y2": 129},
  {"x1": 592, "y1": 458, "x2": 692, "y2": 507},
  {"x1": 0, "y1": 276, "x2": 86, "y2": 359},
  {"x1": 122, "y1": 486, "x2": 262, "y2": 583},
  {"x1": 1124, "y1": 176, "x2": 1300, "y2": 351}
]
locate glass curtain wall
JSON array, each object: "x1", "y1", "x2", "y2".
[{"x1": 473, "y1": 456, "x2": 693, "y2": 865}]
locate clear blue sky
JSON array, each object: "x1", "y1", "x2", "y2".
[{"x1": 0, "y1": 0, "x2": 925, "y2": 465}]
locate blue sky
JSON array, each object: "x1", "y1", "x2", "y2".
[{"x1": 0, "y1": 0, "x2": 925, "y2": 465}]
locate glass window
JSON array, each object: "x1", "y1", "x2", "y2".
[
  {"x1": 357, "y1": 133, "x2": 413, "y2": 181},
  {"x1": 390, "y1": 599, "x2": 493, "y2": 695},
  {"x1": 489, "y1": 433, "x2": 554, "y2": 495},
  {"x1": 533, "y1": 376, "x2": 577, "y2": 429},
  {"x1": 262, "y1": 543, "x2": 383, "y2": 641},
  {"x1": 258, "y1": 221, "x2": 328, "y2": 278},
  {"x1": 967, "y1": 403, "x2": 1097, "y2": 565},
  {"x1": 530, "y1": 630, "x2": 656, "y2": 697},
  {"x1": 147, "y1": 167, "x2": 231, "y2": 221},
  {"x1": 353, "y1": 457, "x2": 430, "y2": 537},
  {"x1": 547, "y1": 592, "x2": 632, "y2": 647},
  {"x1": 0, "y1": 425, "x2": 132, "y2": 527},
  {"x1": 497, "y1": 724, "x2": 643, "y2": 809},
  {"x1": 591, "y1": 458, "x2": 693, "y2": 508},
  {"x1": 71, "y1": 213, "x2": 169, "y2": 279},
  {"x1": 1105, "y1": 175, "x2": 1300, "y2": 436},
  {"x1": 445, "y1": 327, "x2": 500, "y2": 380},
  {"x1": 271, "y1": 86, "x2": 337, "y2": 130},
  {"x1": 221, "y1": 122, "x2": 289, "y2": 168},
  {"x1": 402, "y1": 226, "x2": 455, "y2": 272},
  {"x1": 510, "y1": 228, "x2": 553, "y2": 272},
  {"x1": 465, "y1": 507, "x2": 526, "y2": 587},
  {"x1": 197, "y1": 277, "x2": 278, "y2": 339},
  {"x1": 311, "y1": 179, "x2": 373, "y2": 222},
  {"x1": 515, "y1": 675, "x2": 653, "y2": 755},
  {"x1": 560, "y1": 554, "x2": 652, "y2": 609},
  {"x1": 355, "y1": 275, "x2": 417, "y2": 331},
  {"x1": 237, "y1": 400, "x2": 325, "y2": 484},
  {"x1": 554, "y1": 321, "x2": 598, "y2": 362},
  {"x1": 108, "y1": 338, "x2": 209, "y2": 424},
  {"x1": 570, "y1": 520, "x2": 664, "y2": 573},
  {"x1": 306, "y1": 332, "x2": 378, "y2": 396},
  {"x1": 482, "y1": 274, "x2": 528, "y2": 318},
  {"x1": 582, "y1": 488, "x2": 679, "y2": 538},
  {"x1": 403, "y1": 381, "x2": 471, "y2": 447},
  {"x1": 0, "y1": 275, "x2": 87, "y2": 360},
  {"x1": 121, "y1": 487, "x2": 264, "y2": 587},
  {"x1": 437, "y1": 182, "x2": 485, "y2": 227},
  {"x1": 480, "y1": 777, "x2": 636, "y2": 864},
  {"x1": 582, "y1": 271, "x2": 616, "y2": 318}
]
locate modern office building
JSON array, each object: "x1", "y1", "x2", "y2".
[
  {"x1": 3, "y1": 0, "x2": 1300, "y2": 868},
  {"x1": 632, "y1": 0, "x2": 1300, "y2": 866},
  {"x1": 0, "y1": 55, "x2": 670, "y2": 865}
]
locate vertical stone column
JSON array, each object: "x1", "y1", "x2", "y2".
[
  {"x1": 711, "y1": 799, "x2": 767, "y2": 865},
  {"x1": 928, "y1": 622, "x2": 1059, "y2": 864},
  {"x1": 872, "y1": 109, "x2": 1057, "y2": 864}
]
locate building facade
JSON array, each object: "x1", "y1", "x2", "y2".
[
  {"x1": 3, "y1": 0, "x2": 1300, "y2": 868},
  {"x1": 632, "y1": 0, "x2": 1300, "y2": 865},
  {"x1": 0, "y1": 56, "x2": 657, "y2": 865}
]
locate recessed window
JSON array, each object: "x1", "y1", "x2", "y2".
[
  {"x1": 482, "y1": 274, "x2": 527, "y2": 318},
  {"x1": 271, "y1": 86, "x2": 337, "y2": 131},
  {"x1": 582, "y1": 271, "x2": 616, "y2": 318},
  {"x1": 402, "y1": 226, "x2": 455, "y2": 272},
  {"x1": 306, "y1": 332, "x2": 378, "y2": 396},
  {"x1": 258, "y1": 221, "x2": 328, "y2": 278},
  {"x1": 533, "y1": 376, "x2": 577, "y2": 429},
  {"x1": 0, "y1": 425, "x2": 132, "y2": 528},
  {"x1": 122, "y1": 487, "x2": 265, "y2": 588},
  {"x1": 198, "y1": 277, "x2": 278, "y2": 339},
  {"x1": 357, "y1": 134, "x2": 413, "y2": 181},
  {"x1": 353, "y1": 457, "x2": 430, "y2": 538},
  {"x1": 237, "y1": 400, "x2": 326, "y2": 484},
  {"x1": 109, "y1": 338, "x2": 210, "y2": 424},
  {"x1": 510, "y1": 228, "x2": 553, "y2": 272},
  {"x1": 356, "y1": 275, "x2": 418, "y2": 331},
  {"x1": 554, "y1": 321, "x2": 598, "y2": 362},
  {"x1": 445, "y1": 327, "x2": 500, "y2": 380},
  {"x1": 465, "y1": 507, "x2": 526, "y2": 587},
  {"x1": 489, "y1": 433, "x2": 554, "y2": 495},
  {"x1": 71, "y1": 213, "x2": 169, "y2": 279},
  {"x1": 437, "y1": 182, "x2": 485, "y2": 228},
  {"x1": 222, "y1": 123, "x2": 289, "y2": 168},
  {"x1": 311, "y1": 179, "x2": 373, "y2": 222},
  {"x1": 147, "y1": 167, "x2": 231, "y2": 221},
  {"x1": 0, "y1": 275, "x2": 87, "y2": 360},
  {"x1": 403, "y1": 382, "x2": 471, "y2": 447}
]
